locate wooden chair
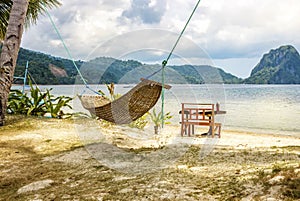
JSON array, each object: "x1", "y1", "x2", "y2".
[{"x1": 180, "y1": 103, "x2": 222, "y2": 138}]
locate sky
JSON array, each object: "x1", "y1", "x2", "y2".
[{"x1": 21, "y1": 0, "x2": 300, "y2": 78}]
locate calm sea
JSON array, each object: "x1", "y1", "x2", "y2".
[{"x1": 14, "y1": 84, "x2": 300, "y2": 137}]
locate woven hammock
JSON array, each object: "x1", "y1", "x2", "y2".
[{"x1": 79, "y1": 79, "x2": 171, "y2": 124}]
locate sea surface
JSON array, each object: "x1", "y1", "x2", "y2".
[{"x1": 14, "y1": 84, "x2": 300, "y2": 137}]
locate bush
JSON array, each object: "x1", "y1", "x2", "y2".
[
  {"x1": 128, "y1": 113, "x2": 149, "y2": 130},
  {"x1": 149, "y1": 108, "x2": 173, "y2": 134},
  {"x1": 7, "y1": 82, "x2": 73, "y2": 118}
]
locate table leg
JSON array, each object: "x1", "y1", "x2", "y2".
[{"x1": 201, "y1": 115, "x2": 213, "y2": 136}]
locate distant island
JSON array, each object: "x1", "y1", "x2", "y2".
[
  {"x1": 10, "y1": 45, "x2": 300, "y2": 85},
  {"x1": 245, "y1": 45, "x2": 300, "y2": 84}
]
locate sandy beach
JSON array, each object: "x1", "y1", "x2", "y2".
[{"x1": 0, "y1": 116, "x2": 299, "y2": 200}]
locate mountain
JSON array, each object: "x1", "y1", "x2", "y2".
[
  {"x1": 245, "y1": 45, "x2": 300, "y2": 84},
  {"x1": 11, "y1": 47, "x2": 242, "y2": 85},
  {"x1": 7, "y1": 45, "x2": 300, "y2": 85},
  {"x1": 74, "y1": 59, "x2": 242, "y2": 84},
  {"x1": 13, "y1": 48, "x2": 82, "y2": 85},
  {"x1": 79, "y1": 57, "x2": 144, "y2": 84},
  {"x1": 169, "y1": 65, "x2": 242, "y2": 84}
]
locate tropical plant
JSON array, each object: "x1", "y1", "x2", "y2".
[
  {"x1": 106, "y1": 83, "x2": 114, "y2": 100},
  {"x1": 105, "y1": 83, "x2": 123, "y2": 101},
  {"x1": 128, "y1": 113, "x2": 149, "y2": 130},
  {"x1": 44, "y1": 89, "x2": 73, "y2": 119},
  {"x1": 7, "y1": 89, "x2": 33, "y2": 115},
  {"x1": 149, "y1": 108, "x2": 173, "y2": 134},
  {"x1": 7, "y1": 81, "x2": 73, "y2": 118},
  {"x1": 0, "y1": 0, "x2": 61, "y2": 126}
]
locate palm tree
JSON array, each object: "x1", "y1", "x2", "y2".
[{"x1": 0, "y1": 0, "x2": 60, "y2": 126}]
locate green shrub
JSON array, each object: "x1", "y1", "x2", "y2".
[
  {"x1": 149, "y1": 108, "x2": 173, "y2": 134},
  {"x1": 128, "y1": 113, "x2": 149, "y2": 130},
  {"x1": 7, "y1": 82, "x2": 73, "y2": 118}
]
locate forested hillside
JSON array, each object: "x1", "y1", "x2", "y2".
[
  {"x1": 14, "y1": 48, "x2": 82, "y2": 84},
  {"x1": 245, "y1": 45, "x2": 300, "y2": 84},
  {"x1": 11, "y1": 47, "x2": 242, "y2": 84}
]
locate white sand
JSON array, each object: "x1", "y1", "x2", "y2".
[
  {"x1": 96, "y1": 124, "x2": 300, "y2": 150},
  {"x1": 1, "y1": 120, "x2": 299, "y2": 151},
  {"x1": 216, "y1": 131, "x2": 300, "y2": 148}
]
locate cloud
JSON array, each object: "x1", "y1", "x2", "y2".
[
  {"x1": 20, "y1": 0, "x2": 300, "y2": 77},
  {"x1": 122, "y1": 0, "x2": 167, "y2": 24},
  {"x1": 189, "y1": 0, "x2": 300, "y2": 59},
  {"x1": 22, "y1": 0, "x2": 129, "y2": 59}
]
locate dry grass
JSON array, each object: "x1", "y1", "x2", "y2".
[{"x1": 0, "y1": 115, "x2": 299, "y2": 201}]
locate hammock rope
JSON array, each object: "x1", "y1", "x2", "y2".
[
  {"x1": 159, "y1": 0, "x2": 202, "y2": 126},
  {"x1": 44, "y1": 6, "x2": 101, "y2": 96},
  {"x1": 145, "y1": 0, "x2": 202, "y2": 80}
]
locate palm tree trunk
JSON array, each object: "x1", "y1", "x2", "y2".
[{"x1": 0, "y1": 0, "x2": 29, "y2": 126}]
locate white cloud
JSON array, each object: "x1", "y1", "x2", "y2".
[
  {"x1": 121, "y1": 0, "x2": 167, "y2": 24},
  {"x1": 196, "y1": 0, "x2": 300, "y2": 58},
  {"x1": 21, "y1": 0, "x2": 300, "y2": 77}
]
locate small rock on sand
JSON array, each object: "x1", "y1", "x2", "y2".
[
  {"x1": 17, "y1": 179, "x2": 54, "y2": 194},
  {"x1": 268, "y1": 175, "x2": 285, "y2": 185}
]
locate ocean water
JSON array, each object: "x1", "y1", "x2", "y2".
[
  {"x1": 222, "y1": 85, "x2": 300, "y2": 136},
  {"x1": 14, "y1": 84, "x2": 300, "y2": 137}
]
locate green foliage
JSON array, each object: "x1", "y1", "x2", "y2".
[
  {"x1": 44, "y1": 90, "x2": 73, "y2": 118},
  {"x1": 128, "y1": 113, "x2": 149, "y2": 130},
  {"x1": 7, "y1": 82, "x2": 73, "y2": 118},
  {"x1": 13, "y1": 48, "x2": 82, "y2": 85},
  {"x1": 0, "y1": 0, "x2": 61, "y2": 40},
  {"x1": 8, "y1": 89, "x2": 34, "y2": 115},
  {"x1": 218, "y1": 68, "x2": 244, "y2": 84},
  {"x1": 149, "y1": 108, "x2": 173, "y2": 127},
  {"x1": 245, "y1": 67, "x2": 279, "y2": 84},
  {"x1": 99, "y1": 59, "x2": 143, "y2": 84},
  {"x1": 170, "y1": 65, "x2": 205, "y2": 84},
  {"x1": 127, "y1": 108, "x2": 173, "y2": 132},
  {"x1": 246, "y1": 45, "x2": 300, "y2": 84},
  {"x1": 148, "y1": 108, "x2": 173, "y2": 134}
]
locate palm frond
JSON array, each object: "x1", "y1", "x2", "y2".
[
  {"x1": 0, "y1": 0, "x2": 12, "y2": 40},
  {"x1": 0, "y1": 0, "x2": 61, "y2": 40},
  {"x1": 25, "y1": 0, "x2": 61, "y2": 27}
]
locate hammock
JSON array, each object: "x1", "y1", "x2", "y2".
[{"x1": 79, "y1": 79, "x2": 171, "y2": 124}]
